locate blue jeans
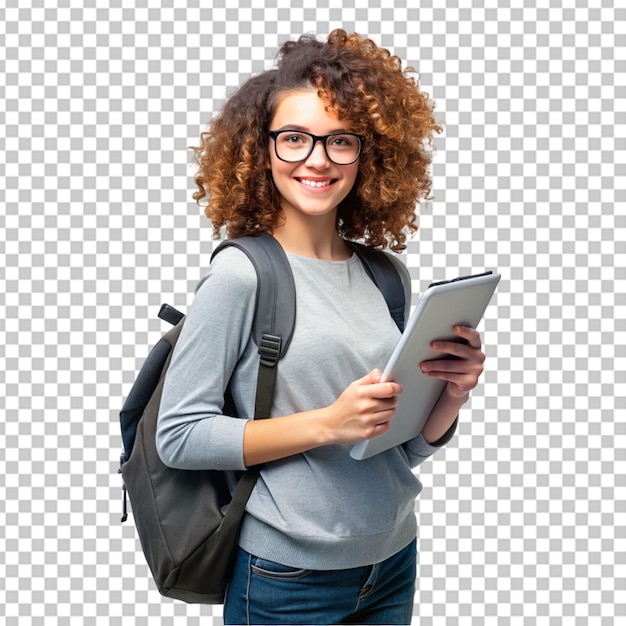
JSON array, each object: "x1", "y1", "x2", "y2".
[{"x1": 223, "y1": 539, "x2": 416, "y2": 625}]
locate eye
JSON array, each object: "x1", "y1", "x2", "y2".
[
  {"x1": 281, "y1": 133, "x2": 308, "y2": 145},
  {"x1": 329, "y1": 134, "x2": 359, "y2": 148}
]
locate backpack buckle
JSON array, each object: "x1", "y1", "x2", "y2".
[{"x1": 258, "y1": 334, "x2": 281, "y2": 367}]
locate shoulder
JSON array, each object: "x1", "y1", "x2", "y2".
[
  {"x1": 186, "y1": 247, "x2": 260, "y2": 323},
  {"x1": 196, "y1": 245, "x2": 258, "y2": 296},
  {"x1": 179, "y1": 246, "x2": 259, "y2": 352}
]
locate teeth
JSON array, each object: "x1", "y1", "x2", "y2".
[{"x1": 300, "y1": 179, "x2": 331, "y2": 188}]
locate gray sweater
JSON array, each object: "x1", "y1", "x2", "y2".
[{"x1": 156, "y1": 246, "x2": 455, "y2": 570}]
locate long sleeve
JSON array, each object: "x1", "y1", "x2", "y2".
[
  {"x1": 403, "y1": 416, "x2": 458, "y2": 468},
  {"x1": 156, "y1": 248, "x2": 259, "y2": 471},
  {"x1": 156, "y1": 247, "x2": 439, "y2": 570}
]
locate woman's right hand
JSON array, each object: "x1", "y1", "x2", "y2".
[
  {"x1": 243, "y1": 370, "x2": 402, "y2": 466},
  {"x1": 319, "y1": 369, "x2": 402, "y2": 445}
]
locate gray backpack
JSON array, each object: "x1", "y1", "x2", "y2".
[{"x1": 118, "y1": 232, "x2": 406, "y2": 604}]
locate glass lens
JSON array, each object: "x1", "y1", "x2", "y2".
[
  {"x1": 274, "y1": 132, "x2": 313, "y2": 161},
  {"x1": 326, "y1": 134, "x2": 361, "y2": 164},
  {"x1": 274, "y1": 132, "x2": 360, "y2": 164}
]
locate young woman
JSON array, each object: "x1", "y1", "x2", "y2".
[{"x1": 157, "y1": 30, "x2": 485, "y2": 625}]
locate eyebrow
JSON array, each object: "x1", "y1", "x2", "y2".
[{"x1": 272, "y1": 125, "x2": 350, "y2": 134}]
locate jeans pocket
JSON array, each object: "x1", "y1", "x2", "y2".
[{"x1": 251, "y1": 557, "x2": 312, "y2": 580}]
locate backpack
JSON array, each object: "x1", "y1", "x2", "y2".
[{"x1": 118, "y1": 232, "x2": 407, "y2": 604}]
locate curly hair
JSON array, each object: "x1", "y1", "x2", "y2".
[{"x1": 191, "y1": 29, "x2": 442, "y2": 251}]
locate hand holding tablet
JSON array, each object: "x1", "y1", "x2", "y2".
[{"x1": 350, "y1": 271, "x2": 501, "y2": 460}]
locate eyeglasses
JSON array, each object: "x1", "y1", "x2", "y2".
[{"x1": 267, "y1": 130, "x2": 364, "y2": 165}]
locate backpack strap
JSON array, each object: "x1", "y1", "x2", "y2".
[
  {"x1": 211, "y1": 232, "x2": 296, "y2": 421},
  {"x1": 209, "y1": 233, "x2": 297, "y2": 510},
  {"x1": 347, "y1": 241, "x2": 407, "y2": 332},
  {"x1": 210, "y1": 234, "x2": 407, "y2": 419}
]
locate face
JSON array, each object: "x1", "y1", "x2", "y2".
[{"x1": 268, "y1": 89, "x2": 359, "y2": 223}]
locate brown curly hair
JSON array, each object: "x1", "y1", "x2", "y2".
[{"x1": 191, "y1": 29, "x2": 442, "y2": 251}]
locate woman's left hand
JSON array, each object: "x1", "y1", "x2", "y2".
[{"x1": 419, "y1": 325, "x2": 485, "y2": 399}]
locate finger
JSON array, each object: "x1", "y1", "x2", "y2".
[
  {"x1": 373, "y1": 397, "x2": 398, "y2": 415},
  {"x1": 430, "y1": 339, "x2": 485, "y2": 364},
  {"x1": 453, "y1": 325, "x2": 482, "y2": 349},
  {"x1": 368, "y1": 381, "x2": 403, "y2": 398},
  {"x1": 368, "y1": 420, "x2": 392, "y2": 438},
  {"x1": 421, "y1": 359, "x2": 467, "y2": 374},
  {"x1": 429, "y1": 340, "x2": 478, "y2": 361},
  {"x1": 419, "y1": 368, "x2": 478, "y2": 393},
  {"x1": 354, "y1": 369, "x2": 383, "y2": 386},
  {"x1": 357, "y1": 369, "x2": 402, "y2": 396},
  {"x1": 420, "y1": 359, "x2": 484, "y2": 379},
  {"x1": 367, "y1": 368, "x2": 383, "y2": 383},
  {"x1": 354, "y1": 379, "x2": 402, "y2": 404}
]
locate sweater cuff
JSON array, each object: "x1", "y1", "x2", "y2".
[
  {"x1": 404, "y1": 416, "x2": 458, "y2": 467},
  {"x1": 206, "y1": 414, "x2": 250, "y2": 470},
  {"x1": 427, "y1": 415, "x2": 459, "y2": 448}
]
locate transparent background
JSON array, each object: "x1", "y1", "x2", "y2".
[{"x1": 1, "y1": 0, "x2": 624, "y2": 624}]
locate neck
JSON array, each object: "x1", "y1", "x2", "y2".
[{"x1": 271, "y1": 212, "x2": 351, "y2": 261}]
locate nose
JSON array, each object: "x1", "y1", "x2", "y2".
[{"x1": 304, "y1": 138, "x2": 330, "y2": 168}]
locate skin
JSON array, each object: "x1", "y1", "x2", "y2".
[
  {"x1": 243, "y1": 89, "x2": 485, "y2": 466},
  {"x1": 268, "y1": 89, "x2": 358, "y2": 260}
]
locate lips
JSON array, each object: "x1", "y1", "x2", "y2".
[{"x1": 296, "y1": 178, "x2": 335, "y2": 189}]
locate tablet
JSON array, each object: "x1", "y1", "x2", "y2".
[{"x1": 350, "y1": 271, "x2": 501, "y2": 460}]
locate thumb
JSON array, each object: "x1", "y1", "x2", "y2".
[{"x1": 358, "y1": 368, "x2": 383, "y2": 385}]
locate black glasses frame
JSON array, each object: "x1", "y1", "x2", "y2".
[{"x1": 267, "y1": 130, "x2": 364, "y2": 165}]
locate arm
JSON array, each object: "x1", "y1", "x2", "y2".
[
  {"x1": 243, "y1": 369, "x2": 401, "y2": 466},
  {"x1": 156, "y1": 248, "x2": 259, "y2": 470},
  {"x1": 419, "y1": 324, "x2": 485, "y2": 443},
  {"x1": 243, "y1": 325, "x2": 486, "y2": 465},
  {"x1": 401, "y1": 325, "x2": 484, "y2": 467},
  {"x1": 157, "y1": 248, "x2": 404, "y2": 470}
]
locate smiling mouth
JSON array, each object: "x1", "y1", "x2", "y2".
[{"x1": 297, "y1": 178, "x2": 335, "y2": 188}]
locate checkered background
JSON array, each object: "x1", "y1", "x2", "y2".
[{"x1": 1, "y1": 0, "x2": 623, "y2": 624}]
